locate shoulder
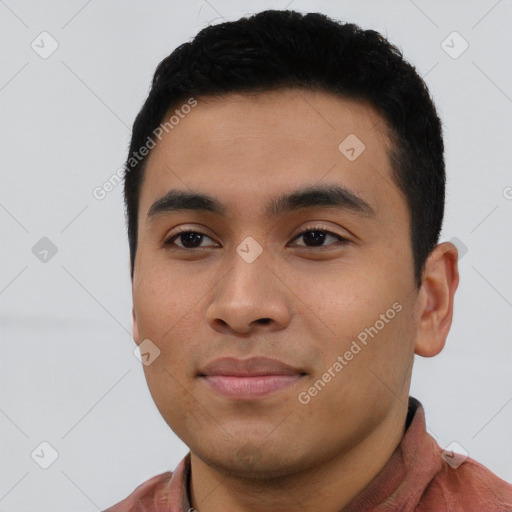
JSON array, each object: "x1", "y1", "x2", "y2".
[
  {"x1": 102, "y1": 471, "x2": 173, "y2": 512},
  {"x1": 421, "y1": 454, "x2": 512, "y2": 511}
]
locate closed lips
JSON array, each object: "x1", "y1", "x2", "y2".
[{"x1": 198, "y1": 356, "x2": 306, "y2": 377}]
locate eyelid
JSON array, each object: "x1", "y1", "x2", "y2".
[
  {"x1": 164, "y1": 225, "x2": 218, "y2": 247},
  {"x1": 288, "y1": 226, "x2": 351, "y2": 250},
  {"x1": 290, "y1": 223, "x2": 350, "y2": 242}
]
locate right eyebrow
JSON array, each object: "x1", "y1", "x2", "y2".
[{"x1": 147, "y1": 189, "x2": 225, "y2": 222}]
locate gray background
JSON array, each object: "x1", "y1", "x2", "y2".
[{"x1": 1, "y1": 0, "x2": 511, "y2": 510}]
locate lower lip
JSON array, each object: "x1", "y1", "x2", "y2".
[{"x1": 201, "y1": 375, "x2": 304, "y2": 399}]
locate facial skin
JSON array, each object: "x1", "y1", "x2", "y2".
[{"x1": 131, "y1": 88, "x2": 459, "y2": 512}]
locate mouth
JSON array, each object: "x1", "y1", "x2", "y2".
[
  {"x1": 200, "y1": 374, "x2": 305, "y2": 399},
  {"x1": 198, "y1": 356, "x2": 307, "y2": 400}
]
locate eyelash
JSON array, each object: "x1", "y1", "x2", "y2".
[{"x1": 163, "y1": 226, "x2": 350, "y2": 251}]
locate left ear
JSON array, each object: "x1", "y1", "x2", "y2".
[{"x1": 414, "y1": 242, "x2": 460, "y2": 357}]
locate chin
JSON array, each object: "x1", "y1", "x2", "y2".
[{"x1": 190, "y1": 437, "x2": 312, "y2": 480}]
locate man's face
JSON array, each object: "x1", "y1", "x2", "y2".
[{"x1": 132, "y1": 88, "x2": 422, "y2": 476}]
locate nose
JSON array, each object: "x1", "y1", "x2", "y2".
[{"x1": 205, "y1": 248, "x2": 292, "y2": 335}]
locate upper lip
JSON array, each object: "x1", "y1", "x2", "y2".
[{"x1": 198, "y1": 357, "x2": 305, "y2": 377}]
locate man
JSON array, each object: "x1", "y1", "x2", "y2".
[{"x1": 105, "y1": 9, "x2": 512, "y2": 512}]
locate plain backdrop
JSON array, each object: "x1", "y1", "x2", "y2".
[{"x1": 1, "y1": 0, "x2": 511, "y2": 510}]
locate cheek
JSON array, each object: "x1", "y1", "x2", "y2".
[
  {"x1": 293, "y1": 264, "x2": 387, "y2": 340},
  {"x1": 134, "y1": 261, "x2": 199, "y2": 338},
  {"x1": 296, "y1": 266, "x2": 413, "y2": 381},
  {"x1": 142, "y1": 362, "x2": 198, "y2": 440},
  {"x1": 135, "y1": 270, "x2": 203, "y2": 426}
]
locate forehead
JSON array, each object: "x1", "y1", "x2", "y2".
[{"x1": 138, "y1": 88, "x2": 401, "y2": 222}]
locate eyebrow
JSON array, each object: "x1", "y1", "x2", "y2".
[{"x1": 146, "y1": 184, "x2": 376, "y2": 222}]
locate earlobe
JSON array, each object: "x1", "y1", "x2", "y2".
[
  {"x1": 414, "y1": 242, "x2": 459, "y2": 358},
  {"x1": 132, "y1": 306, "x2": 141, "y2": 344}
]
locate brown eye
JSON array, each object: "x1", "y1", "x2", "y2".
[
  {"x1": 291, "y1": 228, "x2": 349, "y2": 248},
  {"x1": 164, "y1": 230, "x2": 217, "y2": 249}
]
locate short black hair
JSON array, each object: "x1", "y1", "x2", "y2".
[{"x1": 124, "y1": 9, "x2": 445, "y2": 288}]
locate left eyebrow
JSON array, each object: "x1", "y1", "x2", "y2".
[
  {"x1": 146, "y1": 183, "x2": 376, "y2": 223},
  {"x1": 265, "y1": 184, "x2": 375, "y2": 218}
]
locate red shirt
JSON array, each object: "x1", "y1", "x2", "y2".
[{"x1": 104, "y1": 397, "x2": 512, "y2": 511}]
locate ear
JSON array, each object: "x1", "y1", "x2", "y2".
[
  {"x1": 132, "y1": 306, "x2": 141, "y2": 345},
  {"x1": 414, "y1": 242, "x2": 459, "y2": 357}
]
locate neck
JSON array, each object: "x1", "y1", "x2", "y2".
[{"x1": 189, "y1": 400, "x2": 409, "y2": 512}]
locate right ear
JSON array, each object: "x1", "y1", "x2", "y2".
[{"x1": 132, "y1": 306, "x2": 141, "y2": 344}]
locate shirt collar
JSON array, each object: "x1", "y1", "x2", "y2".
[{"x1": 341, "y1": 396, "x2": 442, "y2": 510}]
